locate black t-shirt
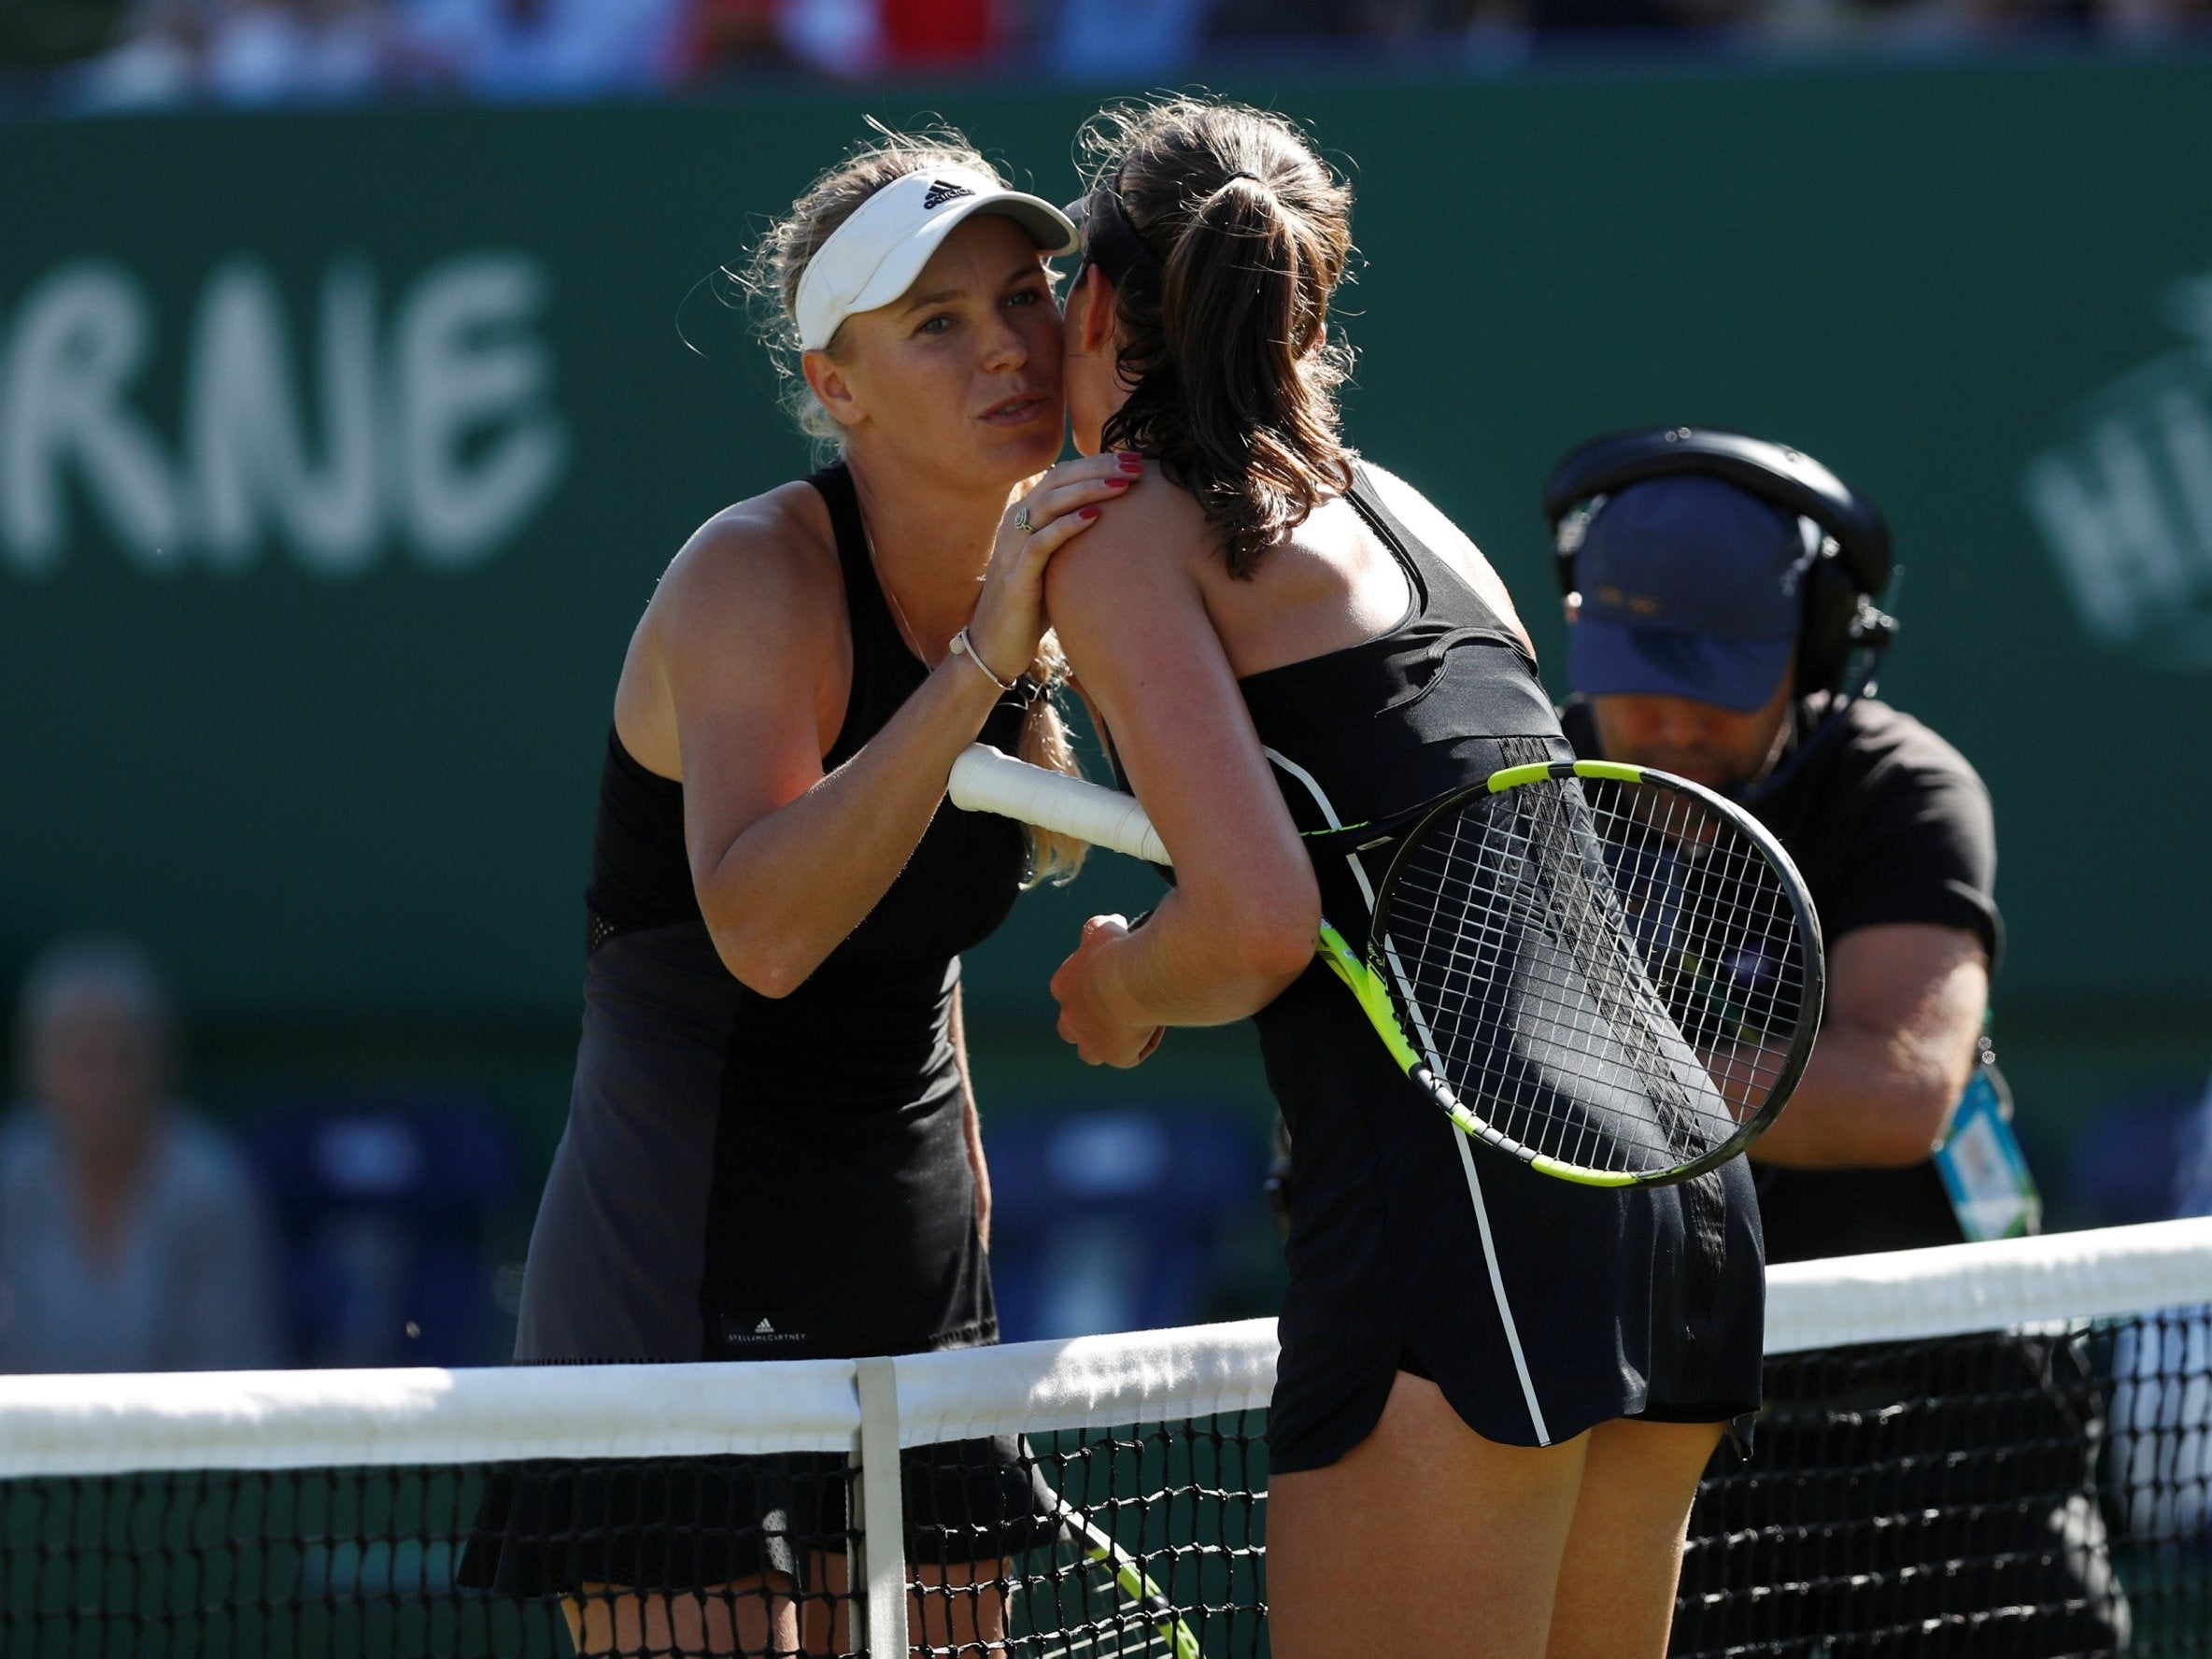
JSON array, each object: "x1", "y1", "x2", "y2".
[{"x1": 1561, "y1": 693, "x2": 2003, "y2": 1263}]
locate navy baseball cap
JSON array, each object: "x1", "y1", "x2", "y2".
[{"x1": 1567, "y1": 475, "x2": 1814, "y2": 713}]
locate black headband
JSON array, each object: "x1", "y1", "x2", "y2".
[{"x1": 1068, "y1": 172, "x2": 1163, "y2": 293}]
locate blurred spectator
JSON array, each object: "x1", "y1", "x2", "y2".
[
  {"x1": 67, "y1": 0, "x2": 207, "y2": 106},
  {"x1": 69, "y1": 0, "x2": 390, "y2": 109},
  {"x1": 0, "y1": 936, "x2": 284, "y2": 1374},
  {"x1": 878, "y1": 0, "x2": 994, "y2": 66},
  {"x1": 680, "y1": 0, "x2": 890, "y2": 78},
  {"x1": 783, "y1": 0, "x2": 893, "y2": 71},
  {"x1": 709, "y1": 0, "x2": 996, "y2": 79},
  {"x1": 674, "y1": 0, "x2": 791, "y2": 76},
  {"x1": 205, "y1": 0, "x2": 387, "y2": 104},
  {"x1": 1042, "y1": 0, "x2": 1211, "y2": 78},
  {"x1": 23, "y1": 0, "x2": 2212, "y2": 107},
  {"x1": 392, "y1": 0, "x2": 685, "y2": 98}
]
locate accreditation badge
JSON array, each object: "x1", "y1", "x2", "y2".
[{"x1": 1933, "y1": 1043, "x2": 2044, "y2": 1243}]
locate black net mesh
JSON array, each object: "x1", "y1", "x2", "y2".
[
  {"x1": 1676, "y1": 1311, "x2": 2212, "y2": 1656},
  {"x1": 0, "y1": 1419, "x2": 1270, "y2": 1659},
  {"x1": 4, "y1": 1307, "x2": 2207, "y2": 1654},
  {"x1": 908, "y1": 1415, "x2": 1268, "y2": 1659}
]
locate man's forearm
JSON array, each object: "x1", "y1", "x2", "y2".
[{"x1": 1749, "y1": 1019, "x2": 1966, "y2": 1169}]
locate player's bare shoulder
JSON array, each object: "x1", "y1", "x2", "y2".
[
  {"x1": 652, "y1": 480, "x2": 843, "y2": 638},
  {"x1": 615, "y1": 480, "x2": 845, "y2": 771},
  {"x1": 1361, "y1": 461, "x2": 1536, "y2": 656},
  {"x1": 1043, "y1": 465, "x2": 1211, "y2": 609}
]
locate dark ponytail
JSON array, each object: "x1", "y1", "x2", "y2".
[{"x1": 1083, "y1": 100, "x2": 1355, "y2": 578}]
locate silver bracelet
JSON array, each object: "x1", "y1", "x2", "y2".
[{"x1": 949, "y1": 627, "x2": 1015, "y2": 692}]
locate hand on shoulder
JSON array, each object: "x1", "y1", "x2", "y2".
[{"x1": 1042, "y1": 463, "x2": 1212, "y2": 619}]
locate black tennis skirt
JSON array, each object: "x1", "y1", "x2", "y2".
[{"x1": 1255, "y1": 963, "x2": 1767, "y2": 1471}]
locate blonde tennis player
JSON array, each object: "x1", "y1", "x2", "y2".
[{"x1": 461, "y1": 128, "x2": 1139, "y2": 1657}]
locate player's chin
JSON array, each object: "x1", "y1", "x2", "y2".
[{"x1": 982, "y1": 411, "x2": 1066, "y2": 473}]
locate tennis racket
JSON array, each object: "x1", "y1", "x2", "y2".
[
  {"x1": 951, "y1": 744, "x2": 1823, "y2": 1188},
  {"x1": 1013, "y1": 1465, "x2": 1201, "y2": 1659}
]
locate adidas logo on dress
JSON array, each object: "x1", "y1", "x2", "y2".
[{"x1": 721, "y1": 1312, "x2": 807, "y2": 1346}]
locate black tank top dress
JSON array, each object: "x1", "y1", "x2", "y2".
[
  {"x1": 462, "y1": 463, "x2": 1055, "y2": 1596},
  {"x1": 1240, "y1": 467, "x2": 1766, "y2": 1471}
]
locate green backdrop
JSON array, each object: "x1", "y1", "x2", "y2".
[{"x1": 6, "y1": 57, "x2": 2210, "y2": 1189}]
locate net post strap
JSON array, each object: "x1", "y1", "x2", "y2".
[{"x1": 855, "y1": 1355, "x2": 911, "y2": 1657}]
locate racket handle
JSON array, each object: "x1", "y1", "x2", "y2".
[{"x1": 947, "y1": 744, "x2": 1173, "y2": 867}]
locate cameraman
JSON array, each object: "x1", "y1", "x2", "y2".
[{"x1": 1547, "y1": 429, "x2": 2119, "y2": 1653}]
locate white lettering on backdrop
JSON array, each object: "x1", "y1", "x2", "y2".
[
  {"x1": 2022, "y1": 267, "x2": 2212, "y2": 667},
  {"x1": 0, "y1": 252, "x2": 567, "y2": 579}
]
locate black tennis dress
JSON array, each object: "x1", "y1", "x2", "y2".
[
  {"x1": 464, "y1": 462, "x2": 1050, "y2": 1594},
  {"x1": 1247, "y1": 466, "x2": 1766, "y2": 1472}
]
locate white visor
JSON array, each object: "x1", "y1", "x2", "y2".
[{"x1": 793, "y1": 167, "x2": 1079, "y2": 352}]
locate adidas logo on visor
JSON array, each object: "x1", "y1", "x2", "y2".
[{"x1": 923, "y1": 179, "x2": 976, "y2": 210}]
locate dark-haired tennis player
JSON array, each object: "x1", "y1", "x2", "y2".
[
  {"x1": 1041, "y1": 98, "x2": 1764, "y2": 1659},
  {"x1": 461, "y1": 132, "x2": 1140, "y2": 1658}
]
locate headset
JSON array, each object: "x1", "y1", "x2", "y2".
[{"x1": 1541, "y1": 427, "x2": 1899, "y2": 701}]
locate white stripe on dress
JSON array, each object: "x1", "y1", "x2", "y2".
[{"x1": 1261, "y1": 746, "x2": 1552, "y2": 1444}]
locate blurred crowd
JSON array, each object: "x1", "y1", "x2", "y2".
[
  {"x1": 1, "y1": 0, "x2": 2206, "y2": 111},
  {"x1": 0, "y1": 933, "x2": 526, "y2": 1373},
  {"x1": 0, "y1": 923, "x2": 2201, "y2": 1376},
  {"x1": 0, "y1": 932, "x2": 1271, "y2": 1373},
  {"x1": 0, "y1": 937, "x2": 286, "y2": 1372}
]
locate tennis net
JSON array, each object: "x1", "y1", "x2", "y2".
[{"x1": 4, "y1": 1218, "x2": 2207, "y2": 1656}]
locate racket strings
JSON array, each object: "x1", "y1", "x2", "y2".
[
  {"x1": 1387, "y1": 790, "x2": 1703, "y2": 1172},
  {"x1": 1541, "y1": 785, "x2": 1716, "y2": 1170},
  {"x1": 1394, "y1": 818, "x2": 1685, "y2": 1170},
  {"x1": 1592, "y1": 782, "x2": 1805, "y2": 1116},
  {"x1": 1379, "y1": 775, "x2": 1808, "y2": 1178},
  {"x1": 1504, "y1": 782, "x2": 1714, "y2": 1171}
]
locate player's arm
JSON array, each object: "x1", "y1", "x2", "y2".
[
  {"x1": 1043, "y1": 502, "x2": 1321, "y2": 1066},
  {"x1": 656, "y1": 503, "x2": 1012, "y2": 999},
  {"x1": 1748, "y1": 922, "x2": 1988, "y2": 1168}
]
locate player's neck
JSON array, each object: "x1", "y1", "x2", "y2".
[{"x1": 844, "y1": 452, "x2": 1016, "y2": 641}]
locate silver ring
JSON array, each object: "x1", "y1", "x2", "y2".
[{"x1": 1013, "y1": 503, "x2": 1035, "y2": 534}]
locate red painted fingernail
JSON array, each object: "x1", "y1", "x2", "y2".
[
  {"x1": 1118, "y1": 452, "x2": 1144, "y2": 472},
  {"x1": 1105, "y1": 475, "x2": 1131, "y2": 487},
  {"x1": 1081, "y1": 505, "x2": 1100, "y2": 519}
]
